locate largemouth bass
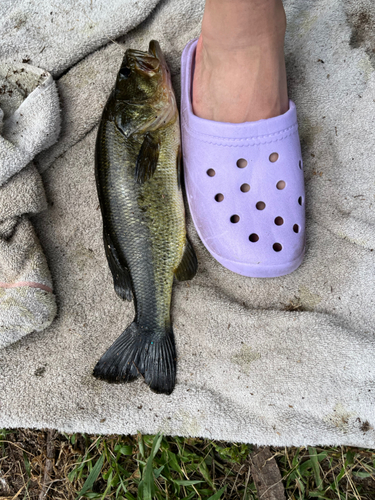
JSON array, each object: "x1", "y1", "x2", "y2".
[{"x1": 93, "y1": 41, "x2": 197, "y2": 395}]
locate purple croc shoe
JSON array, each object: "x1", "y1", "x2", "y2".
[{"x1": 180, "y1": 38, "x2": 306, "y2": 278}]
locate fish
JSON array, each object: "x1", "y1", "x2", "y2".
[{"x1": 93, "y1": 40, "x2": 198, "y2": 395}]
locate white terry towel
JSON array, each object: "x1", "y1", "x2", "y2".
[
  {"x1": 0, "y1": 0, "x2": 160, "y2": 77},
  {"x1": 0, "y1": 64, "x2": 60, "y2": 348},
  {"x1": 1, "y1": 0, "x2": 375, "y2": 448}
]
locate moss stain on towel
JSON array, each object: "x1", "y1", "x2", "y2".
[
  {"x1": 231, "y1": 345, "x2": 261, "y2": 375},
  {"x1": 298, "y1": 115, "x2": 324, "y2": 150},
  {"x1": 298, "y1": 286, "x2": 322, "y2": 310},
  {"x1": 300, "y1": 11, "x2": 319, "y2": 36},
  {"x1": 73, "y1": 244, "x2": 96, "y2": 272},
  {"x1": 0, "y1": 296, "x2": 34, "y2": 325},
  {"x1": 323, "y1": 403, "x2": 355, "y2": 433},
  {"x1": 161, "y1": 410, "x2": 201, "y2": 436}
]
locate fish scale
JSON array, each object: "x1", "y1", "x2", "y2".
[{"x1": 93, "y1": 40, "x2": 197, "y2": 394}]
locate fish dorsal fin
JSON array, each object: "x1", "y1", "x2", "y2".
[
  {"x1": 135, "y1": 132, "x2": 160, "y2": 184},
  {"x1": 103, "y1": 230, "x2": 133, "y2": 301},
  {"x1": 174, "y1": 238, "x2": 198, "y2": 281},
  {"x1": 177, "y1": 145, "x2": 182, "y2": 190}
]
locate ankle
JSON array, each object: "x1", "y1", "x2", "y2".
[
  {"x1": 192, "y1": 35, "x2": 289, "y2": 123},
  {"x1": 201, "y1": 0, "x2": 286, "y2": 52},
  {"x1": 197, "y1": 33, "x2": 286, "y2": 72},
  {"x1": 192, "y1": 0, "x2": 289, "y2": 123}
]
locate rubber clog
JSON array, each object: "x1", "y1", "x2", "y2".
[{"x1": 180, "y1": 38, "x2": 306, "y2": 278}]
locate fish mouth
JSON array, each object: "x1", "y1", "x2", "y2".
[
  {"x1": 122, "y1": 47, "x2": 160, "y2": 74},
  {"x1": 120, "y1": 41, "x2": 170, "y2": 77},
  {"x1": 149, "y1": 40, "x2": 173, "y2": 90},
  {"x1": 148, "y1": 40, "x2": 167, "y2": 67},
  {"x1": 119, "y1": 41, "x2": 173, "y2": 99}
]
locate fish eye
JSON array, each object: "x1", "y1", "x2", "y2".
[{"x1": 119, "y1": 66, "x2": 131, "y2": 78}]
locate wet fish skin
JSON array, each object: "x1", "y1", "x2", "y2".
[{"x1": 93, "y1": 40, "x2": 197, "y2": 395}]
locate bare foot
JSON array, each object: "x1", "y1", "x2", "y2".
[{"x1": 192, "y1": 0, "x2": 289, "y2": 123}]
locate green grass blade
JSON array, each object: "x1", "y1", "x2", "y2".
[
  {"x1": 308, "y1": 493, "x2": 332, "y2": 499},
  {"x1": 115, "y1": 444, "x2": 133, "y2": 456},
  {"x1": 138, "y1": 434, "x2": 145, "y2": 459},
  {"x1": 100, "y1": 470, "x2": 113, "y2": 500},
  {"x1": 182, "y1": 492, "x2": 196, "y2": 500},
  {"x1": 198, "y1": 460, "x2": 214, "y2": 489},
  {"x1": 336, "y1": 466, "x2": 346, "y2": 482},
  {"x1": 76, "y1": 453, "x2": 104, "y2": 499},
  {"x1": 352, "y1": 470, "x2": 373, "y2": 478},
  {"x1": 308, "y1": 447, "x2": 323, "y2": 490},
  {"x1": 296, "y1": 477, "x2": 305, "y2": 495},
  {"x1": 23, "y1": 452, "x2": 31, "y2": 478},
  {"x1": 207, "y1": 486, "x2": 226, "y2": 500},
  {"x1": 167, "y1": 450, "x2": 184, "y2": 475},
  {"x1": 138, "y1": 433, "x2": 163, "y2": 500},
  {"x1": 154, "y1": 465, "x2": 165, "y2": 479},
  {"x1": 346, "y1": 450, "x2": 355, "y2": 465},
  {"x1": 173, "y1": 480, "x2": 203, "y2": 486}
]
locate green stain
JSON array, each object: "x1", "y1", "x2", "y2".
[{"x1": 231, "y1": 345, "x2": 261, "y2": 374}]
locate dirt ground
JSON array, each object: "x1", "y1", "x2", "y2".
[{"x1": 0, "y1": 429, "x2": 85, "y2": 499}]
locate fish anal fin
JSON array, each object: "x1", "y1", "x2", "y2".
[
  {"x1": 174, "y1": 238, "x2": 198, "y2": 281},
  {"x1": 135, "y1": 132, "x2": 160, "y2": 184},
  {"x1": 103, "y1": 231, "x2": 133, "y2": 302}
]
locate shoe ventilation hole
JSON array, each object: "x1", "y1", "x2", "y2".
[
  {"x1": 298, "y1": 196, "x2": 303, "y2": 205},
  {"x1": 249, "y1": 233, "x2": 259, "y2": 242},
  {"x1": 237, "y1": 158, "x2": 248, "y2": 168},
  {"x1": 276, "y1": 180, "x2": 286, "y2": 190},
  {"x1": 215, "y1": 193, "x2": 224, "y2": 202},
  {"x1": 274, "y1": 216, "x2": 284, "y2": 226},
  {"x1": 269, "y1": 152, "x2": 279, "y2": 162},
  {"x1": 230, "y1": 215, "x2": 240, "y2": 223},
  {"x1": 293, "y1": 224, "x2": 300, "y2": 233},
  {"x1": 240, "y1": 183, "x2": 250, "y2": 193},
  {"x1": 207, "y1": 168, "x2": 215, "y2": 177},
  {"x1": 256, "y1": 201, "x2": 266, "y2": 210},
  {"x1": 299, "y1": 160, "x2": 302, "y2": 169},
  {"x1": 273, "y1": 243, "x2": 282, "y2": 252}
]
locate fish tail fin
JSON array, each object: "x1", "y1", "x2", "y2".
[{"x1": 93, "y1": 321, "x2": 177, "y2": 395}]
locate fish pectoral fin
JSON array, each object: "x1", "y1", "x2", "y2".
[
  {"x1": 135, "y1": 132, "x2": 160, "y2": 184},
  {"x1": 174, "y1": 238, "x2": 198, "y2": 281},
  {"x1": 103, "y1": 231, "x2": 133, "y2": 302}
]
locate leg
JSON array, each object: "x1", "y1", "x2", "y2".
[{"x1": 192, "y1": 0, "x2": 289, "y2": 123}]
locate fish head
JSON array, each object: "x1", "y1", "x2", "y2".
[{"x1": 115, "y1": 40, "x2": 167, "y2": 102}]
